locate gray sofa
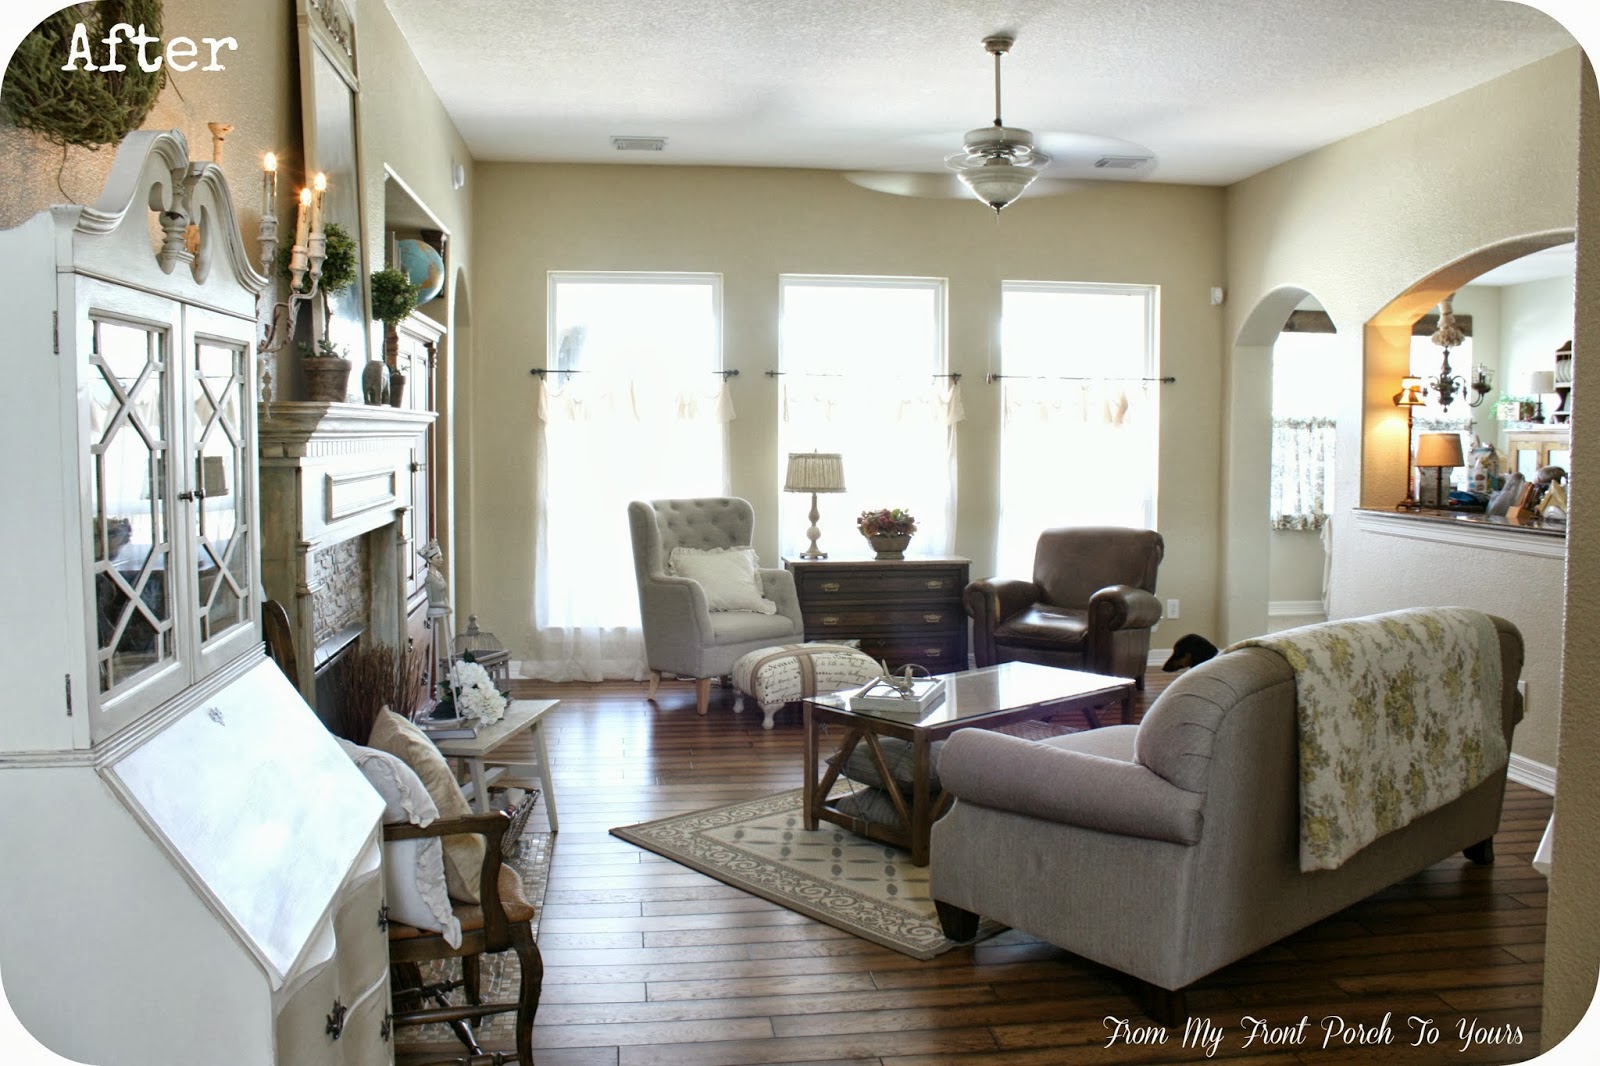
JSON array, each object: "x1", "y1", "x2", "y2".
[{"x1": 929, "y1": 614, "x2": 1524, "y2": 1022}]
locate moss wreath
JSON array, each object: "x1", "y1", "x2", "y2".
[{"x1": 1, "y1": 1, "x2": 168, "y2": 150}]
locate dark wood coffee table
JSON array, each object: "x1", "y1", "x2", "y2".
[{"x1": 801, "y1": 661, "x2": 1136, "y2": 865}]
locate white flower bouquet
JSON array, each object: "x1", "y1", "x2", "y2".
[{"x1": 436, "y1": 658, "x2": 507, "y2": 725}]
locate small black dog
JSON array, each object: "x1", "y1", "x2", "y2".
[{"x1": 1162, "y1": 633, "x2": 1220, "y2": 672}]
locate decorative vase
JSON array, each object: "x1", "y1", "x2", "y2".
[
  {"x1": 303, "y1": 356, "x2": 352, "y2": 402},
  {"x1": 387, "y1": 371, "x2": 406, "y2": 408},
  {"x1": 867, "y1": 533, "x2": 912, "y2": 560}
]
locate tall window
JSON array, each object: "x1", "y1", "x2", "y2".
[
  {"x1": 778, "y1": 276, "x2": 959, "y2": 557},
  {"x1": 996, "y1": 282, "x2": 1159, "y2": 575},
  {"x1": 1271, "y1": 329, "x2": 1338, "y2": 530},
  {"x1": 531, "y1": 273, "x2": 727, "y2": 680}
]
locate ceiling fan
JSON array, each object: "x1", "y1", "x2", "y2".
[{"x1": 845, "y1": 35, "x2": 1157, "y2": 212}]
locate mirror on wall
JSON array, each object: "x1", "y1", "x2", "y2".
[{"x1": 297, "y1": 0, "x2": 369, "y2": 386}]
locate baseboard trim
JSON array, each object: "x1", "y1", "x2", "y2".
[
  {"x1": 1149, "y1": 649, "x2": 1169, "y2": 668},
  {"x1": 1269, "y1": 600, "x2": 1325, "y2": 617},
  {"x1": 1508, "y1": 754, "x2": 1556, "y2": 795}
]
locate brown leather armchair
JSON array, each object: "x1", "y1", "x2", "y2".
[{"x1": 965, "y1": 527, "x2": 1165, "y2": 696}]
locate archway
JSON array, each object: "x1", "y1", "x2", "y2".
[{"x1": 1220, "y1": 285, "x2": 1315, "y2": 644}]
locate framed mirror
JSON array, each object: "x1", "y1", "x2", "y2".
[{"x1": 297, "y1": 0, "x2": 369, "y2": 385}]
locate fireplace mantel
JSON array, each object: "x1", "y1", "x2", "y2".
[{"x1": 259, "y1": 401, "x2": 437, "y2": 708}]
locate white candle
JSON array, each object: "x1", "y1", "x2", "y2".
[
  {"x1": 262, "y1": 152, "x2": 277, "y2": 219},
  {"x1": 293, "y1": 186, "x2": 311, "y2": 251},
  {"x1": 310, "y1": 172, "x2": 327, "y2": 237}
]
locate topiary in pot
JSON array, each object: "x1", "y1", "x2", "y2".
[
  {"x1": 276, "y1": 221, "x2": 359, "y2": 297},
  {"x1": 370, "y1": 266, "x2": 421, "y2": 368}
]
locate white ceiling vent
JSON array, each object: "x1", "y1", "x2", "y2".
[
  {"x1": 1094, "y1": 154, "x2": 1154, "y2": 170},
  {"x1": 611, "y1": 136, "x2": 668, "y2": 151}
]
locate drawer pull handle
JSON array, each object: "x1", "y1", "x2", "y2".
[
  {"x1": 923, "y1": 613, "x2": 943, "y2": 624},
  {"x1": 377, "y1": 904, "x2": 390, "y2": 931},
  {"x1": 326, "y1": 999, "x2": 348, "y2": 1040},
  {"x1": 821, "y1": 615, "x2": 840, "y2": 626},
  {"x1": 925, "y1": 648, "x2": 941, "y2": 657},
  {"x1": 925, "y1": 580, "x2": 945, "y2": 589},
  {"x1": 821, "y1": 581, "x2": 841, "y2": 592},
  {"x1": 381, "y1": 1013, "x2": 393, "y2": 1042}
]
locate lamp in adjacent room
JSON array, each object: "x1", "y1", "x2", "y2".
[
  {"x1": 1527, "y1": 370, "x2": 1556, "y2": 423},
  {"x1": 1415, "y1": 432, "x2": 1465, "y2": 509},
  {"x1": 784, "y1": 452, "x2": 846, "y2": 559},
  {"x1": 1393, "y1": 376, "x2": 1426, "y2": 510}
]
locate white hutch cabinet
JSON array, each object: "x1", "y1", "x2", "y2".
[{"x1": 0, "y1": 131, "x2": 391, "y2": 1064}]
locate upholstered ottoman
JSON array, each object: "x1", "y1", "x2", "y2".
[{"x1": 731, "y1": 643, "x2": 882, "y2": 729}]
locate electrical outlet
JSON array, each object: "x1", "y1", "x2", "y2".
[{"x1": 1166, "y1": 598, "x2": 1180, "y2": 619}]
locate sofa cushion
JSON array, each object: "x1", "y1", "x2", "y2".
[
  {"x1": 995, "y1": 605, "x2": 1088, "y2": 648},
  {"x1": 1134, "y1": 648, "x2": 1292, "y2": 794}
]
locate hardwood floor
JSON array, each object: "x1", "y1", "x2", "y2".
[{"x1": 480, "y1": 671, "x2": 1551, "y2": 1066}]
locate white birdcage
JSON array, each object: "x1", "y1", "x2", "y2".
[{"x1": 453, "y1": 614, "x2": 510, "y2": 686}]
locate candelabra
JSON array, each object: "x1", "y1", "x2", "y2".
[
  {"x1": 1425, "y1": 295, "x2": 1491, "y2": 411},
  {"x1": 256, "y1": 157, "x2": 330, "y2": 400}
]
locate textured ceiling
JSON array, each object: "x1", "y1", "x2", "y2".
[{"x1": 384, "y1": 0, "x2": 1576, "y2": 186}]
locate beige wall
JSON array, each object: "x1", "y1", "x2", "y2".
[
  {"x1": 466, "y1": 164, "x2": 1225, "y2": 657},
  {"x1": 1223, "y1": 50, "x2": 1582, "y2": 771},
  {"x1": 1267, "y1": 530, "x2": 1324, "y2": 605},
  {"x1": 1544, "y1": 50, "x2": 1600, "y2": 1056}
]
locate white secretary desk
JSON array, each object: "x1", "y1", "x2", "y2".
[{"x1": 0, "y1": 130, "x2": 390, "y2": 1065}]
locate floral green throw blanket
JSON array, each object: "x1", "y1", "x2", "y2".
[{"x1": 1229, "y1": 608, "x2": 1506, "y2": 871}]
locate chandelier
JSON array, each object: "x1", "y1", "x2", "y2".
[{"x1": 1424, "y1": 295, "x2": 1492, "y2": 411}]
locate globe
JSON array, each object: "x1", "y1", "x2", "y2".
[{"x1": 397, "y1": 238, "x2": 444, "y2": 304}]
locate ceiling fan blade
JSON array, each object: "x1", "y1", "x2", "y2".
[
  {"x1": 844, "y1": 171, "x2": 1087, "y2": 200},
  {"x1": 843, "y1": 171, "x2": 968, "y2": 198}
]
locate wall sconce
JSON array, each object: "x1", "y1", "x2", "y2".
[
  {"x1": 1393, "y1": 376, "x2": 1425, "y2": 510},
  {"x1": 1424, "y1": 295, "x2": 1491, "y2": 411}
]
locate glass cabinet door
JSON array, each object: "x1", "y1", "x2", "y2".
[
  {"x1": 189, "y1": 307, "x2": 260, "y2": 678},
  {"x1": 82, "y1": 286, "x2": 190, "y2": 733}
]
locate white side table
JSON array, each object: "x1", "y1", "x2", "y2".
[{"x1": 432, "y1": 699, "x2": 559, "y2": 831}]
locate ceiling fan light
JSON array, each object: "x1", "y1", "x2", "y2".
[{"x1": 956, "y1": 163, "x2": 1039, "y2": 213}]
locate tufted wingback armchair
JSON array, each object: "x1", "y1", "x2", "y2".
[
  {"x1": 628, "y1": 497, "x2": 804, "y2": 715},
  {"x1": 965, "y1": 527, "x2": 1164, "y2": 699}
]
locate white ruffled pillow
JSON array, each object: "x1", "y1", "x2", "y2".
[
  {"x1": 337, "y1": 738, "x2": 463, "y2": 949},
  {"x1": 668, "y1": 546, "x2": 777, "y2": 614}
]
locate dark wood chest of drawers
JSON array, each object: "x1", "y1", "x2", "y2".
[{"x1": 784, "y1": 556, "x2": 970, "y2": 674}]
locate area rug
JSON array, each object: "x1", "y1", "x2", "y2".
[{"x1": 610, "y1": 787, "x2": 1002, "y2": 960}]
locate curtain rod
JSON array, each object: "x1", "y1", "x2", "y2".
[
  {"x1": 529, "y1": 368, "x2": 740, "y2": 379},
  {"x1": 984, "y1": 373, "x2": 1176, "y2": 385},
  {"x1": 764, "y1": 371, "x2": 962, "y2": 382}
]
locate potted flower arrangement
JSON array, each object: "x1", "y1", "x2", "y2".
[
  {"x1": 370, "y1": 266, "x2": 421, "y2": 407},
  {"x1": 432, "y1": 653, "x2": 509, "y2": 727},
  {"x1": 858, "y1": 507, "x2": 917, "y2": 559}
]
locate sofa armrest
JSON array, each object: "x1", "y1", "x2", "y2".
[
  {"x1": 1087, "y1": 585, "x2": 1163, "y2": 632},
  {"x1": 758, "y1": 567, "x2": 803, "y2": 628},
  {"x1": 939, "y1": 729, "x2": 1203, "y2": 845}
]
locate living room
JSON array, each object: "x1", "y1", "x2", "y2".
[{"x1": 2, "y1": 1, "x2": 1599, "y2": 1063}]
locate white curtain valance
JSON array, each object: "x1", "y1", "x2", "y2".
[{"x1": 537, "y1": 376, "x2": 735, "y2": 425}]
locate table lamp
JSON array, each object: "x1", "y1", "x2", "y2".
[
  {"x1": 1528, "y1": 370, "x2": 1556, "y2": 423},
  {"x1": 784, "y1": 452, "x2": 845, "y2": 559},
  {"x1": 1415, "y1": 432, "x2": 1465, "y2": 508}
]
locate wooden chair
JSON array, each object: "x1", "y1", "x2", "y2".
[
  {"x1": 386, "y1": 809, "x2": 543, "y2": 1065},
  {"x1": 263, "y1": 598, "x2": 298, "y2": 684}
]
